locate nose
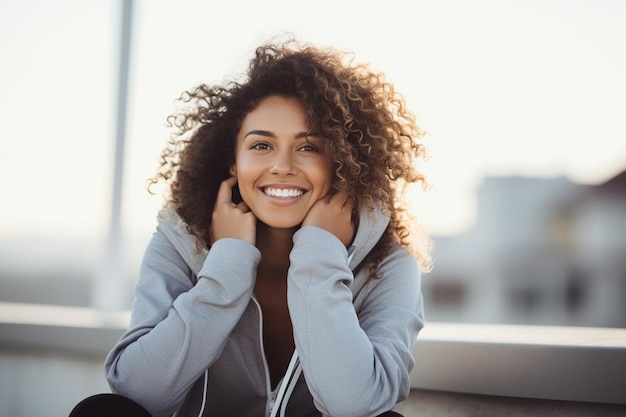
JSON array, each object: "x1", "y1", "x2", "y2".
[{"x1": 269, "y1": 149, "x2": 297, "y2": 176}]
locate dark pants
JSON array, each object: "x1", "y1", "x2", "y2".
[
  {"x1": 69, "y1": 393, "x2": 404, "y2": 416},
  {"x1": 69, "y1": 394, "x2": 152, "y2": 417}
]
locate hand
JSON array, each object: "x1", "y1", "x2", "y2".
[
  {"x1": 302, "y1": 190, "x2": 355, "y2": 247},
  {"x1": 210, "y1": 177, "x2": 256, "y2": 245}
]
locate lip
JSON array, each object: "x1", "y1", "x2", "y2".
[{"x1": 259, "y1": 184, "x2": 308, "y2": 205}]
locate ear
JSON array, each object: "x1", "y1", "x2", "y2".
[{"x1": 229, "y1": 164, "x2": 236, "y2": 176}]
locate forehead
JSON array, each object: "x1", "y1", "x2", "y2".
[{"x1": 239, "y1": 96, "x2": 309, "y2": 133}]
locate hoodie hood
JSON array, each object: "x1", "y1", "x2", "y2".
[{"x1": 348, "y1": 204, "x2": 390, "y2": 271}]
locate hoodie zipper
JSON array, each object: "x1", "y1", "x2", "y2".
[{"x1": 252, "y1": 246, "x2": 357, "y2": 417}]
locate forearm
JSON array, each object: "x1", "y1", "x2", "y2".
[
  {"x1": 105, "y1": 238, "x2": 260, "y2": 417},
  {"x1": 288, "y1": 226, "x2": 422, "y2": 417}
]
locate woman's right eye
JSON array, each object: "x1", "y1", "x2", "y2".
[{"x1": 250, "y1": 142, "x2": 271, "y2": 150}]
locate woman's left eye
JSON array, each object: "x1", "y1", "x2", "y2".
[{"x1": 298, "y1": 143, "x2": 318, "y2": 152}]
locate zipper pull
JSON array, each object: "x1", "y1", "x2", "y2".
[{"x1": 267, "y1": 388, "x2": 277, "y2": 417}]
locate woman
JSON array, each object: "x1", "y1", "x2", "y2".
[{"x1": 72, "y1": 38, "x2": 431, "y2": 417}]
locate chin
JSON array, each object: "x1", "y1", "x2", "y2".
[{"x1": 258, "y1": 216, "x2": 304, "y2": 230}]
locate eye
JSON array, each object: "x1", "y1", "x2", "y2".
[
  {"x1": 250, "y1": 141, "x2": 272, "y2": 151},
  {"x1": 298, "y1": 142, "x2": 319, "y2": 153}
]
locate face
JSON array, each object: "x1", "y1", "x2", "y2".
[{"x1": 232, "y1": 95, "x2": 333, "y2": 229}]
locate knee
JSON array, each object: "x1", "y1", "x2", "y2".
[{"x1": 69, "y1": 393, "x2": 152, "y2": 417}]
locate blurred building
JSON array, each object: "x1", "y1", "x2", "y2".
[{"x1": 424, "y1": 170, "x2": 626, "y2": 328}]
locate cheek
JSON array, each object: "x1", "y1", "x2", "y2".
[
  {"x1": 233, "y1": 156, "x2": 261, "y2": 191},
  {"x1": 313, "y1": 160, "x2": 334, "y2": 193}
]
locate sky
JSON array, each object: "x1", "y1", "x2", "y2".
[{"x1": 1, "y1": 0, "x2": 625, "y2": 245}]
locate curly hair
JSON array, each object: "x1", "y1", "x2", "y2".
[{"x1": 149, "y1": 38, "x2": 433, "y2": 274}]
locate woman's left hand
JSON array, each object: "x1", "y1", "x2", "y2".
[{"x1": 302, "y1": 190, "x2": 355, "y2": 247}]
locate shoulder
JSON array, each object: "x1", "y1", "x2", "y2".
[
  {"x1": 353, "y1": 243, "x2": 422, "y2": 306},
  {"x1": 142, "y1": 205, "x2": 208, "y2": 278}
]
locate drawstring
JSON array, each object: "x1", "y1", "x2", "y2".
[
  {"x1": 269, "y1": 246, "x2": 354, "y2": 417},
  {"x1": 280, "y1": 362, "x2": 303, "y2": 417},
  {"x1": 197, "y1": 369, "x2": 208, "y2": 417},
  {"x1": 269, "y1": 351, "x2": 300, "y2": 417}
]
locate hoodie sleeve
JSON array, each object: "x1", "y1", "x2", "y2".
[
  {"x1": 288, "y1": 226, "x2": 423, "y2": 417},
  {"x1": 104, "y1": 225, "x2": 260, "y2": 417}
]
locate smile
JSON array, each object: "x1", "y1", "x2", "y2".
[{"x1": 263, "y1": 187, "x2": 305, "y2": 198}]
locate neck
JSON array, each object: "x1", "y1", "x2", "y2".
[{"x1": 255, "y1": 222, "x2": 297, "y2": 276}]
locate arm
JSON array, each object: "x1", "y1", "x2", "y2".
[
  {"x1": 106, "y1": 179, "x2": 258, "y2": 417},
  {"x1": 105, "y1": 230, "x2": 260, "y2": 417},
  {"x1": 287, "y1": 226, "x2": 423, "y2": 417}
]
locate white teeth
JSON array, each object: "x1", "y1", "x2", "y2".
[{"x1": 264, "y1": 187, "x2": 304, "y2": 198}]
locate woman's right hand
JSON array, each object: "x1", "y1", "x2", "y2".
[{"x1": 210, "y1": 177, "x2": 256, "y2": 245}]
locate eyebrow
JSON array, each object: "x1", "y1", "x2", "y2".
[{"x1": 243, "y1": 130, "x2": 317, "y2": 140}]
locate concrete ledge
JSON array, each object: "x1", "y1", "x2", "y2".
[
  {"x1": 412, "y1": 323, "x2": 626, "y2": 405},
  {"x1": 0, "y1": 302, "x2": 128, "y2": 357},
  {"x1": 1, "y1": 303, "x2": 625, "y2": 405},
  {"x1": 396, "y1": 389, "x2": 626, "y2": 417}
]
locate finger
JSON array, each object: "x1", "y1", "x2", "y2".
[
  {"x1": 338, "y1": 192, "x2": 354, "y2": 212},
  {"x1": 316, "y1": 191, "x2": 332, "y2": 204},
  {"x1": 215, "y1": 176, "x2": 238, "y2": 205},
  {"x1": 330, "y1": 190, "x2": 349, "y2": 206},
  {"x1": 236, "y1": 201, "x2": 251, "y2": 213}
]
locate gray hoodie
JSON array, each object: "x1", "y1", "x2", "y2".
[{"x1": 105, "y1": 205, "x2": 424, "y2": 417}]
